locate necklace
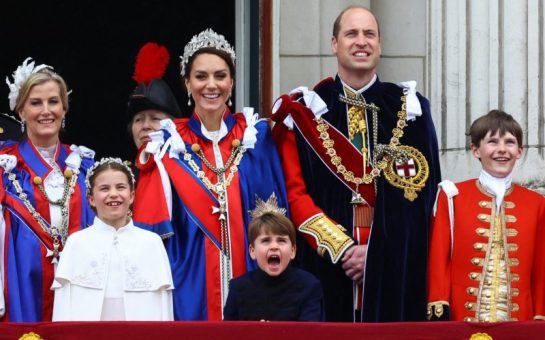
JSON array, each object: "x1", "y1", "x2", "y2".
[
  {"x1": 183, "y1": 139, "x2": 245, "y2": 287},
  {"x1": 183, "y1": 139, "x2": 246, "y2": 256},
  {"x1": 318, "y1": 95, "x2": 411, "y2": 202},
  {"x1": 6, "y1": 167, "x2": 79, "y2": 259},
  {"x1": 33, "y1": 168, "x2": 75, "y2": 206}
]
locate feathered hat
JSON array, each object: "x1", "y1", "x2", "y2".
[{"x1": 127, "y1": 42, "x2": 182, "y2": 120}]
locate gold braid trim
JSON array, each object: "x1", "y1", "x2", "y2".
[
  {"x1": 299, "y1": 214, "x2": 354, "y2": 264},
  {"x1": 426, "y1": 301, "x2": 449, "y2": 320}
]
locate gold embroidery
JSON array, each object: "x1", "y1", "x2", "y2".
[
  {"x1": 471, "y1": 258, "x2": 483, "y2": 266},
  {"x1": 318, "y1": 94, "x2": 429, "y2": 201},
  {"x1": 504, "y1": 201, "x2": 515, "y2": 209},
  {"x1": 426, "y1": 301, "x2": 449, "y2": 320},
  {"x1": 299, "y1": 214, "x2": 354, "y2": 263},
  {"x1": 479, "y1": 201, "x2": 493, "y2": 209},
  {"x1": 382, "y1": 145, "x2": 429, "y2": 201},
  {"x1": 476, "y1": 228, "x2": 489, "y2": 237},
  {"x1": 478, "y1": 214, "x2": 490, "y2": 222},
  {"x1": 465, "y1": 302, "x2": 476, "y2": 311},
  {"x1": 469, "y1": 332, "x2": 493, "y2": 340},
  {"x1": 505, "y1": 215, "x2": 517, "y2": 223},
  {"x1": 19, "y1": 333, "x2": 43, "y2": 340}
]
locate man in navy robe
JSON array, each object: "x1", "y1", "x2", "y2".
[{"x1": 271, "y1": 5, "x2": 441, "y2": 322}]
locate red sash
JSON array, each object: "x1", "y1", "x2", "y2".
[{"x1": 272, "y1": 95, "x2": 376, "y2": 207}]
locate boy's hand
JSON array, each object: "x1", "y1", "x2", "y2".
[{"x1": 341, "y1": 245, "x2": 367, "y2": 284}]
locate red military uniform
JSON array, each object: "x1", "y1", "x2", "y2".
[{"x1": 428, "y1": 179, "x2": 545, "y2": 321}]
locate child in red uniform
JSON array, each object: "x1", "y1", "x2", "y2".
[{"x1": 427, "y1": 110, "x2": 545, "y2": 322}]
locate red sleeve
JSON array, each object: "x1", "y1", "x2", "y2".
[
  {"x1": 531, "y1": 195, "x2": 545, "y2": 319},
  {"x1": 427, "y1": 189, "x2": 452, "y2": 310},
  {"x1": 272, "y1": 123, "x2": 354, "y2": 262}
]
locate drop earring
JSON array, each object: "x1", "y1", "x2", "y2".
[
  {"x1": 187, "y1": 90, "x2": 192, "y2": 106},
  {"x1": 61, "y1": 117, "x2": 66, "y2": 129},
  {"x1": 20, "y1": 120, "x2": 25, "y2": 133},
  {"x1": 227, "y1": 92, "x2": 232, "y2": 106}
]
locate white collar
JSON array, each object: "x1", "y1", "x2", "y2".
[
  {"x1": 339, "y1": 74, "x2": 377, "y2": 95},
  {"x1": 478, "y1": 170, "x2": 512, "y2": 212},
  {"x1": 93, "y1": 216, "x2": 133, "y2": 233},
  {"x1": 201, "y1": 119, "x2": 228, "y2": 143}
]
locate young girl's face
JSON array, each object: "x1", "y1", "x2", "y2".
[
  {"x1": 249, "y1": 231, "x2": 296, "y2": 277},
  {"x1": 88, "y1": 169, "x2": 134, "y2": 228}
]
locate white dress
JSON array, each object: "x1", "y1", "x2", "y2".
[{"x1": 51, "y1": 217, "x2": 174, "y2": 321}]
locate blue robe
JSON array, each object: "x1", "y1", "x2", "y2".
[
  {"x1": 272, "y1": 77, "x2": 441, "y2": 322},
  {"x1": 133, "y1": 111, "x2": 289, "y2": 320},
  {"x1": 0, "y1": 140, "x2": 95, "y2": 322}
]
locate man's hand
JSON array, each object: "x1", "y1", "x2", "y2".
[{"x1": 341, "y1": 245, "x2": 367, "y2": 284}]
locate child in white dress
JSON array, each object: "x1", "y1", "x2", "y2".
[{"x1": 52, "y1": 157, "x2": 173, "y2": 321}]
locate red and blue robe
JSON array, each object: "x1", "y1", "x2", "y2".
[
  {"x1": 0, "y1": 139, "x2": 95, "y2": 322},
  {"x1": 133, "y1": 110, "x2": 289, "y2": 320}
]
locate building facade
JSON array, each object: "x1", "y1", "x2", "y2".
[{"x1": 274, "y1": 0, "x2": 545, "y2": 190}]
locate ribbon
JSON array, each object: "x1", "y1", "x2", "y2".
[
  {"x1": 241, "y1": 107, "x2": 262, "y2": 149},
  {"x1": 65, "y1": 145, "x2": 95, "y2": 171},
  {"x1": 276, "y1": 87, "x2": 329, "y2": 129},
  {"x1": 0, "y1": 154, "x2": 17, "y2": 172},
  {"x1": 398, "y1": 81, "x2": 422, "y2": 121}
]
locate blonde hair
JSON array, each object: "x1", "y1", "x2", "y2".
[{"x1": 15, "y1": 69, "x2": 69, "y2": 114}]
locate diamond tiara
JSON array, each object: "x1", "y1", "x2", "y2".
[
  {"x1": 85, "y1": 157, "x2": 136, "y2": 193},
  {"x1": 180, "y1": 28, "x2": 236, "y2": 77},
  {"x1": 249, "y1": 193, "x2": 287, "y2": 220}
]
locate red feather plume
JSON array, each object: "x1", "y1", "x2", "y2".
[{"x1": 133, "y1": 42, "x2": 170, "y2": 85}]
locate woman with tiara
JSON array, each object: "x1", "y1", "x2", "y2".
[
  {"x1": 0, "y1": 58, "x2": 95, "y2": 322},
  {"x1": 133, "y1": 29, "x2": 289, "y2": 320}
]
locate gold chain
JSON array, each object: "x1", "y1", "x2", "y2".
[
  {"x1": 182, "y1": 142, "x2": 246, "y2": 258},
  {"x1": 6, "y1": 169, "x2": 79, "y2": 257},
  {"x1": 318, "y1": 96, "x2": 408, "y2": 185}
]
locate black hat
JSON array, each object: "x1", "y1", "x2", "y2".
[
  {"x1": 128, "y1": 79, "x2": 181, "y2": 119},
  {"x1": 127, "y1": 43, "x2": 182, "y2": 120},
  {"x1": 0, "y1": 113, "x2": 23, "y2": 142}
]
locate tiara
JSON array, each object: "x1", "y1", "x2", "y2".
[
  {"x1": 85, "y1": 157, "x2": 136, "y2": 193},
  {"x1": 5, "y1": 58, "x2": 53, "y2": 111},
  {"x1": 249, "y1": 193, "x2": 287, "y2": 220},
  {"x1": 180, "y1": 28, "x2": 236, "y2": 77}
]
